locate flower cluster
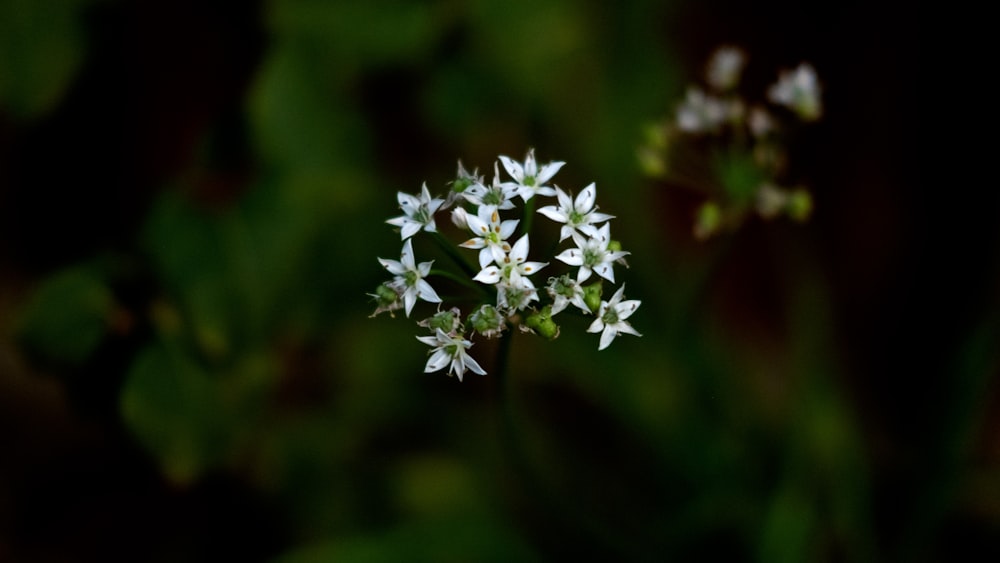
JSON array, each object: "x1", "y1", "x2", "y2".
[
  {"x1": 638, "y1": 46, "x2": 822, "y2": 239},
  {"x1": 370, "y1": 150, "x2": 641, "y2": 381}
]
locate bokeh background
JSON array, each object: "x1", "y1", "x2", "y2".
[{"x1": 1, "y1": 1, "x2": 991, "y2": 562}]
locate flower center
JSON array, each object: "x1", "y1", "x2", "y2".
[{"x1": 602, "y1": 309, "x2": 620, "y2": 324}]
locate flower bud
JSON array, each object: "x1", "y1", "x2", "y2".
[
  {"x1": 787, "y1": 189, "x2": 813, "y2": 222},
  {"x1": 368, "y1": 283, "x2": 402, "y2": 317},
  {"x1": 583, "y1": 282, "x2": 603, "y2": 314},
  {"x1": 524, "y1": 305, "x2": 559, "y2": 340},
  {"x1": 694, "y1": 201, "x2": 721, "y2": 240},
  {"x1": 451, "y1": 207, "x2": 469, "y2": 230},
  {"x1": 419, "y1": 307, "x2": 462, "y2": 333},
  {"x1": 468, "y1": 304, "x2": 505, "y2": 338}
]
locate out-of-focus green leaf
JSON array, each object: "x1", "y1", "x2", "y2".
[
  {"x1": 16, "y1": 266, "x2": 114, "y2": 366},
  {"x1": 120, "y1": 341, "x2": 275, "y2": 485},
  {"x1": 757, "y1": 486, "x2": 815, "y2": 563},
  {"x1": 272, "y1": 514, "x2": 542, "y2": 563},
  {"x1": 0, "y1": 0, "x2": 94, "y2": 119}
]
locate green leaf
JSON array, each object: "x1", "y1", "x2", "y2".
[
  {"x1": 0, "y1": 0, "x2": 95, "y2": 119},
  {"x1": 16, "y1": 266, "x2": 114, "y2": 366}
]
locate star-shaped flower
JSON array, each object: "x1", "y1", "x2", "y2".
[
  {"x1": 459, "y1": 204, "x2": 519, "y2": 268},
  {"x1": 416, "y1": 328, "x2": 486, "y2": 380},
  {"x1": 546, "y1": 274, "x2": 590, "y2": 315},
  {"x1": 536, "y1": 183, "x2": 615, "y2": 241},
  {"x1": 498, "y1": 148, "x2": 565, "y2": 202},
  {"x1": 555, "y1": 223, "x2": 629, "y2": 283},
  {"x1": 462, "y1": 163, "x2": 518, "y2": 210},
  {"x1": 378, "y1": 239, "x2": 441, "y2": 317},
  {"x1": 386, "y1": 183, "x2": 445, "y2": 239},
  {"x1": 587, "y1": 284, "x2": 641, "y2": 350},
  {"x1": 472, "y1": 234, "x2": 547, "y2": 291}
]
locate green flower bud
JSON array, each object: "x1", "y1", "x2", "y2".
[
  {"x1": 421, "y1": 308, "x2": 461, "y2": 333},
  {"x1": 608, "y1": 240, "x2": 622, "y2": 253},
  {"x1": 694, "y1": 201, "x2": 722, "y2": 240},
  {"x1": 368, "y1": 283, "x2": 403, "y2": 317},
  {"x1": 524, "y1": 305, "x2": 559, "y2": 340},
  {"x1": 468, "y1": 304, "x2": 505, "y2": 338},
  {"x1": 787, "y1": 189, "x2": 813, "y2": 222},
  {"x1": 583, "y1": 282, "x2": 603, "y2": 314}
]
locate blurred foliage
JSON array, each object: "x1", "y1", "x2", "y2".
[
  {"x1": 0, "y1": 0, "x2": 100, "y2": 120},
  {"x1": 2, "y1": 1, "x2": 992, "y2": 563}
]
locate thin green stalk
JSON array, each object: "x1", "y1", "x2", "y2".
[
  {"x1": 429, "y1": 268, "x2": 491, "y2": 298},
  {"x1": 521, "y1": 196, "x2": 536, "y2": 239},
  {"x1": 430, "y1": 230, "x2": 477, "y2": 279}
]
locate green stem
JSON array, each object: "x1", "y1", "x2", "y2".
[
  {"x1": 430, "y1": 230, "x2": 478, "y2": 279},
  {"x1": 521, "y1": 196, "x2": 536, "y2": 239},
  {"x1": 429, "y1": 268, "x2": 491, "y2": 298}
]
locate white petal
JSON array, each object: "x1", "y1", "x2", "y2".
[
  {"x1": 510, "y1": 234, "x2": 530, "y2": 262},
  {"x1": 587, "y1": 318, "x2": 604, "y2": 333},
  {"x1": 463, "y1": 352, "x2": 486, "y2": 375},
  {"x1": 556, "y1": 248, "x2": 583, "y2": 266},
  {"x1": 520, "y1": 261, "x2": 547, "y2": 276},
  {"x1": 536, "y1": 161, "x2": 565, "y2": 185},
  {"x1": 416, "y1": 334, "x2": 439, "y2": 346},
  {"x1": 559, "y1": 225, "x2": 575, "y2": 242},
  {"x1": 576, "y1": 266, "x2": 593, "y2": 283},
  {"x1": 498, "y1": 219, "x2": 519, "y2": 240},
  {"x1": 536, "y1": 205, "x2": 568, "y2": 223},
  {"x1": 415, "y1": 279, "x2": 441, "y2": 303},
  {"x1": 593, "y1": 263, "x2": 615, "y2": 283},
  {"x1": 534, "y1": 186, "x2": 557, "y2": 197},
  {"x1": 466, "y1": 213, "x2": 489, "y2": 236},
  {"x1": 554, "y1": 187, "x2": 573, "y2": 210},
  {"x1": 403, "y1": 289, "x2": 417, "y2": 317},
  {"x1": 460, "y1": 237, "x2": 486, "y2": 249},
  {"x1": 576, "y1": 183, "x2": 596, "y2": 212},
  {"x1": 598, "y1": 326, "x2": 617, "y2": 350},
  {"x1": 613, "y1": 322, "x2": 642, "y2": 338},
  {"x1": 417, "y1": 260, "x2": 434, "y2": 277},
  {"x1": 498, "y1": 155, "x2": 523, "y2": 181},
  {"x1": 615, "y1": 300, "x2": 641, "y2": 320},
  {"x1": 397, "y1": 191, "x2": 420, "y2": 209},
  {"x1": 489, "y1": 245, "x2": 507, "y2": 267},
  {"x1": 425, "y1": 349, "x2": 451, "y2": 372},
  {"x1": 399, "y1": 240, "x2": 416, "y2": 269},
  {"x1": 607, "y1": 284, "x2": 627, "y2": 306},
  {"x1": 378, "y1": 258, "x2": 405, "y2": 275},
  {"x1": 400, "y1": 220, "x2": 422, "y2": 239},
  {"x1": 473, "y1": 267, "x2": 502, "y2": 284},
  {"x1": 479, "y1": 247, "x2": 494, "y2": 269}
]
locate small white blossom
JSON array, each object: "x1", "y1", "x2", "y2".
[
  {"x1": 748, "y1": 105, "x2": 775, "y2": 138},
  {"x1": 386, "y1": 183, "x2": 445, "y2": 239},
  {"x1": 416, "y1": 328, "x2": 486, "y2": 381},
  {"x1": 444, "y1": 160, "x2": 483, "y2": 209},
  {"x1": 555, "y1": 223, "x2": 629, "y2": 283},
  {"x1": 459, "y1": 204, "x2": 519, "y2": 268},
  {"x1": 587, "y1": 284, "x2": 641, "y2": 350},
  {"x1": 537, "y1": 183, "x2": 615, "y2": 241},
  {"x1": 546, "y1": 274, "x2": 590, "y2": 315},
  {"x1": 473, "y1": 234, "x2": 547, "y2": 290},
  {"x1": 378, "y1": 239, "x2": 441, "y2": 317},
  {"x1": 767, "y1": 63, "x2": 822, "y2": 121},
  {"x1": 463, "y1": 163, "x2": 518, "y2": 210},
  {"x1": 496, "y1": 281, "x2": 539, "y2": 312},
  {"x1": 676, "y1": 87, "x2": 728, "y2": 133},
  {"x1": 706, "y1": 46, "x2": 747, "y2": 91},
  {"x1": 498, "y1": 148, "x2": 564, "y2": 202}
]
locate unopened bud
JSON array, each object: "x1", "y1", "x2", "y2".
[{"x1": 583, "y1": 282, "x2": 603, "y2": 314}]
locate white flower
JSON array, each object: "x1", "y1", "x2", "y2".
[
  {"x1": 536, "y1": 183, "x2": 615, "y2": 241},
  {"x1": 546, "y1": 274, "x2": 590, "y2": 315},
  {"x1": 555, "y1": 223, "x2": 629, "y2": 283},
  {"x1": 496, "y1": 281, "x2": 539, "y2": 312},
  {"x1": 444, "y1": 160, "x2": 483, "y2": 208},
  {"x1": 767, "y1": 63, "x2": 822, "y2": 121},
  {"x1": 676, "y1": 87, "x2": 728, "y2": 133},
  {"x1": 587, "y1": 284, "x2": 641, "y2": 350},
  {"x1": 748, "y1": 105, "x2": 775, "y2": 138},
  {"x1": 498, "y1": 148, "x2": 565, "y2": 202},
  {"x1": 386, "y1": 183, "x2": 445, "y2": 239},
  {"x1": 416, "y1": 328, "x2": 486, "y2": 381},
  {"x1": 706, "y1": 46, "x2": 747, "y2": 91},
  {"x1": 378, "y1": 239, "x2": 441, "y2": 317},
  {"x1": 459, "y1": 204, "x2": 519, "y2": 268},
  {"x1": 472, "y1": 234, "x2": 547, "y2": 290},
  {"x1": 462, "y1": 163, "x2": 518, "y2": 210}
]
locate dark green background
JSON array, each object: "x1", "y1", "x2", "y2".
[{"x1": 3, "y1": 1, "x2": 989, "y2": 562}]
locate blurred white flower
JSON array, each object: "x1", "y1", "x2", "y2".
[
  {"x1": 706, "y1": 46, "x2": 747, "y2": 91},
  {"x1": 676, "y1": 87, "x2": 728, "y2": 132},
  {"x1": 767, "y1": 63, "x2": 822, "y2": 121}
]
